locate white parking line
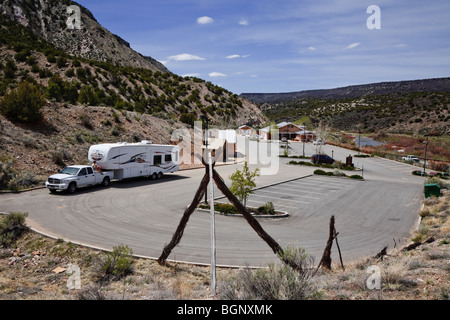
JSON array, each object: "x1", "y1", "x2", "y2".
[
  {"x1": 250, "y1": 193, "x2": 311, "y2": 204},
  {"x1": 258, "y1": 187, "x2": 320, "y2": 199}
]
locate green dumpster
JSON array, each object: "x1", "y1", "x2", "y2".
[{"x1": 424, "y1": 183, "x2": 440, "y2": 198}]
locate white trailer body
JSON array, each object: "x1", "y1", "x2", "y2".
[{"x1": 88, "y1": 141, "x2": 180, "y2": 180}]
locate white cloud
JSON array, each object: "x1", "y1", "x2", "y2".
[
  {"x1": 239, "y1": 19, "x2": 249, "y2": 26},
  {"x1": 209, "y1": 72, "x2": 226, "y2": 77},
  {"x1": 226, "y1": 54, "x2": 250, "y2": 59},
  {"x1": 345, "y1": 42, "x2": 360, "y2": 50},
  {"x1": 197, "y1": 16, "x2": 214, "y2": 24},
  {"x1": 167, "y1": 53, "x2": 206, "y2": 61},
  {"x1": 308, "y1": 46, "x2": 317, "y2": 51}
]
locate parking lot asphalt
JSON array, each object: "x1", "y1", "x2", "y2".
[{"x1": 0, "y1": 141, "x2": 425, "y2": 267}]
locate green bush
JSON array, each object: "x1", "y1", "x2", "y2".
[
  {"x1": 97, "y1": 244, "x2": 134, "y2": 282},
  {"x1": 214, "y1": 203, "x2": 239, "y2": 215},
  {"x1": 425, "y1": 176, "x2": 450, "y2": 189},
  {"x1": 0, "y1": 212, "x2": 29, "y2": 247},
  {"x1": 314, "y1": 169, "x2": 333, "y2": 176},
  {"x1": 348, "y1": 174, "x2": 364, "y2": 180},
  {"x1": 0, "y1": 81, "x2": 45, "y2": 122},
  {"x1": 258, "y1": 202, "x2": 275, "y2": 215}
]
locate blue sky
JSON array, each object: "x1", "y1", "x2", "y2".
[{"x1": 75, "y1": 0, "x2": 450, "y2": 94}]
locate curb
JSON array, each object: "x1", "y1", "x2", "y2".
[
  {"x1": 196, "y1": 206, "x2": 289, "y2": 219},
  {"x1": 0, "y1": 186, "x2": 46, "y2": 194}
]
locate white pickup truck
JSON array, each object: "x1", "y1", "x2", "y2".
[
  {"x1": 402, "y1": 155, "x2": 420, "y2": 163},
  {"x1": 45, "y1": 165, "x2": 114, "y2": 193}
]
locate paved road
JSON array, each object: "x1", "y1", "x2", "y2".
[{"x1": 0, "y1": 141, "x2": 425, "y2": 267}]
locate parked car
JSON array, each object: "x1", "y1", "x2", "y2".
[
  {"x1": 402, "y1": 155, "x2": 420, "y2": 163},
  {"x1": 311, "y1": 154, "x2": 335, "y2": 164},
  {"x1": 46, "y1": 165, "x2": 114, "y2": 194},
  {"x1": 313, "y1": 139, "x2": 325, "y2": 145}
]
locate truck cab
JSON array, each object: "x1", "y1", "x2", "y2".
[{"x1": 46, "y1": 165, "x2": 113, "y2": 193}]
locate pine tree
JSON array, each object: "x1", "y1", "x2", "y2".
[{"x1": 0, "y1": 81, "x2": 45, "y2": 122}]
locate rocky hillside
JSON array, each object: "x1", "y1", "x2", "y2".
[
  {"x1": 243, "y1": 79, "x2": 450, "y2": 135},
  {"x1": 0, "y1": 0, "x2": 168, "y2": 72},
  {"x1": 0, "y1": 0, "x2": 266, "y2": 190}
]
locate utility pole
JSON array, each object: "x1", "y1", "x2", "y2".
[
  {"x1": 422, "y1": 135, "x2": 429, "y2": 176},
  {"x1": 302, "y1": 123, "x2": 306, "y2": 157},
  {"x1": 358, "y1": 130, "x2": 361, "y2": 155}
]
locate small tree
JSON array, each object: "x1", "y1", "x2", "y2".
[
  {"x1": 97, "y1": 244, "x2": 134, "y2": 282},
  {"x1": 229, "y1": 162, "x2": 260, "y2": 207},
  {"x1": 0, "y1": 81, "x2": 45, "y2": 122}
]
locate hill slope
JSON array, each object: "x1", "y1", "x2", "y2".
[
  {"x1": 242, "y1": 78, "x2": 450, "y2": 135},
  {"x1": 0, "y1": 0, "x2": 266, "y2": 190},
  {"x1": 241, "y1": 78, "x2": 450, "y2": 104}
]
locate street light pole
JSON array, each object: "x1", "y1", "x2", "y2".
[
  {"x1": 302, "y1": 123, "x2": 305, "y2": 157},
  {"x1": 208, "y1": 151, "x2": 216, "y2": 296},
  {"x1": 200, "y1": 115, "x2": 209, "y2": 203},
  {"x1": 422, "y1": 135, "x2": 429, "y2": 176}
]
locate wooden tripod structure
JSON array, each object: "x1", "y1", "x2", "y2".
[{"x1": 157, "y1": 159, "x2": 290, "y2": 267}]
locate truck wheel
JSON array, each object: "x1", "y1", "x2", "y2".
[
  {"x1": 68, "y1": 182, "x2": 77, "y2": 194},
  {"x1": 102, "y1": 176, "x2": 110, "y2": 187}
]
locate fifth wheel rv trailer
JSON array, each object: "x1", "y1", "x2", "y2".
[{"x1": 88, "y1": 141, "x2": 180, "y2": 180}]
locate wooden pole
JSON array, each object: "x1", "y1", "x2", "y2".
[
  {"x1": 314, "y1": 215, "x2": 335, "y2": 275},
  {"x1": 157, "y1": 170, "x2": 210, "y2": 265}
]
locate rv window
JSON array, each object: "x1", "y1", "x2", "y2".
[
  {"x1": 165, "y1": 154, "x2": 172, "y2": 162},
  {"x1": 154, "y1": 155, "x2": 162, "y2": 165}
]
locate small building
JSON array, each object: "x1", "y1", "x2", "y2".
[
  {"x1": 295, "y1": 129, "x2": 316, "y2": 142},
  {"x1": 259, "y1": 122, "x2": 308, "y2": 140},
  {"x1": 237, "y1": 125, "x2": 256, "y2": 136}
]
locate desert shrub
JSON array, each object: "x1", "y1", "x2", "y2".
[
  {"x1": 11, "y1": 171, "x2": 39, "y2": 189},
  {"x1": 314, "y1": 169, "x2": 333, "y2": 176},
  {"x1": 258, "y1": 202, "x2": 275, "y2": 215},
  {"x1": 0, "y1": 212, "x2": 29, "y2": 247},
  {"x1": 348, "y1": 174, "x2": 364, "y2": 180},
  {"x1": 430, "y1": 161, "x2": 449, "y2": 173},
  {"x1": 0, "y1": 81, "x2": 45, "y2": 122},
  {"x1": 219, "y1": 246, "x2": 316, "y2": 300},
  {"x1": 76, "y1": 285, "x2": 106, "y2": 300},
  {"x1": 425, "y1": 176, "x2": 450, "y2": 189},
  {"x1": 96, "y1": 244, "x2": 134, "y2": 282},
  {"x1": 214, "y1": 203, "x2": 239, "y2": 215},
  {"x1": 0, "y1": 160, "x2": 16, "y2": 190}
]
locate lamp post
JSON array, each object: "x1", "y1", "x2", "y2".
[
  {"x1": 358, "y1": 130, "x2": 361, "y2": 155},
  {"x1": 200, "y1": 115, "x2": 209, "y2": 203},
  {"x1": 302, "y1": 123, "x2": 306, "y2": 157},
  {"x1": 422, "y1": 135, "x2": 429, "y2": 176},
  {"x1": 200, "y1": 115, "x2": 216, "y2": 296}
]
